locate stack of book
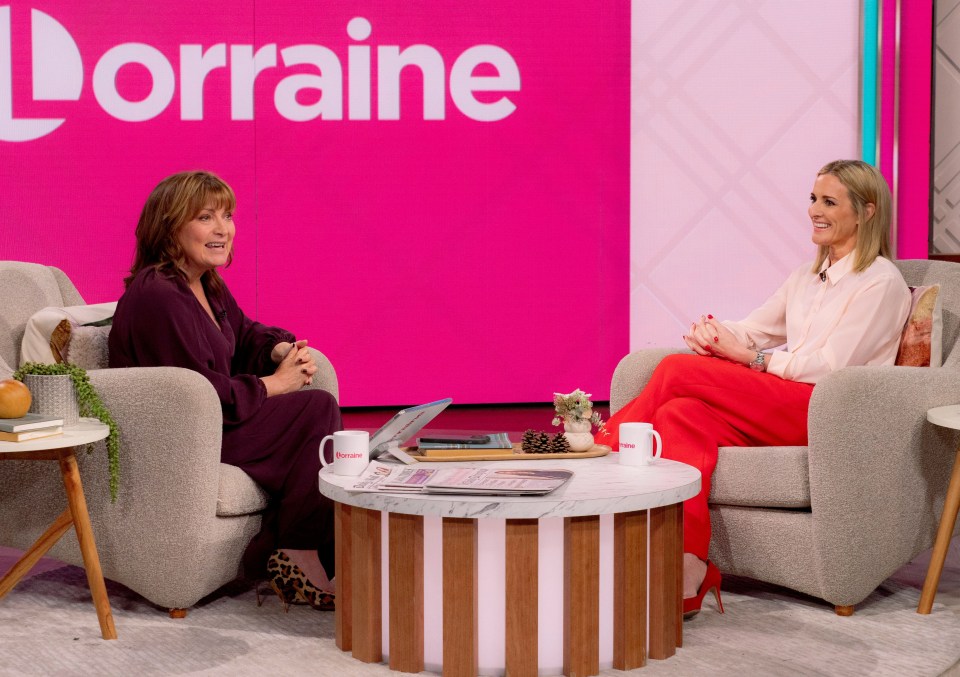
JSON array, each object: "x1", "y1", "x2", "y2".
[
  {"x1": 415, "y1": 432, "x2": 513, "y2": 457},
  {"x1": 0, "y1": 413, "x2": 65, "y2": 442}
]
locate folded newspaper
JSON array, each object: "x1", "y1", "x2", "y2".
[{"x1": 348, "y1": 461, "x2": 573, "y2": 496}]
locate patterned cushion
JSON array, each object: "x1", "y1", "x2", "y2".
[
  {"x1": 895, "y1": 284, "x2": 942, "y2": 367},
  {"x1": 20, "y1": 302, "x2": 116, "y2": 365},
  {"x1": 50, "y1": 320, "x2": 111, "y2": 370}
]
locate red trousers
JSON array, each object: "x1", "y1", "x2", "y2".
[{"x1": 599, "y1": 354, "x2": 813, "y2": 559}]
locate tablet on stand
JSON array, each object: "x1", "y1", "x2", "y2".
[{"x1": 368, "y1": 398, "x2": 453, "y2": 465}]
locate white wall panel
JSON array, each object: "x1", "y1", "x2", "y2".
[{"x1": 631, "y1": 0, "x2": 860, "y2": 349}]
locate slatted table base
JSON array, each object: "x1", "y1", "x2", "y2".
[
  {"x1": 505, "y1": 518, "x2": 538, "y2": 675},
  {"x1": 333, "y1": 504, "x2": 683, "y2": 676}
]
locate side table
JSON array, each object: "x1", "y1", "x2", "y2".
[
  {"x1": 918, "y1": 405, "x2": 960, "y2": 614},
  {"x1": 320, "y1": 455, "x2": 700, "y2": 676},
  {"x1": 0, "y1": 419, "x2": 116, "y2": 639}
]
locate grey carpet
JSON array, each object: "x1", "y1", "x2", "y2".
[{"x1": 2, "y1": 545, "x2": 960, "y2": 676}]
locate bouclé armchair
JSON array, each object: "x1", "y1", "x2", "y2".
[
  {"x1": 609, "y1": 259, "x2": 960, "y2": 614},
  {"x1": 0, "y1": 261, "x2": 339, "y2": 616}
]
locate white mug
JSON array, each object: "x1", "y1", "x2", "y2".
[
  {"x1": 618, "y1": 422, "x2": 662, "y2": 466},
  {"x1": 320, "y1": 430, "x2": 370, "y2": 476}
]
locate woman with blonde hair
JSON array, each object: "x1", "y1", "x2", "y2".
[
  {"x1": 110, "y1": 171, "x2": 340, "y2": 609},
  {"x1": 602, "y1": 159, "x2": 910, "y2": 617}
]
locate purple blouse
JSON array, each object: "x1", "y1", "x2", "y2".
[{"x1": 108, "y1": 267, "x2": 295, "y2": 425}]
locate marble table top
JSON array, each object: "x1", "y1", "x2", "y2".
[
  {"x1": 0, "y1": 418, "x2": 108, "y2": 454},
  {"x1": 319, "y1": 454, "x2": 701, "y2": 519}
]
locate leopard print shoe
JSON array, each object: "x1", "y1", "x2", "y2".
[{"x1": 262, "y1": 550, "x2": 335, "y2": 612}]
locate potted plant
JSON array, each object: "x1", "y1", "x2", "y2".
[
  {"x1": 13, "y1": 362, "x2": 120, "y2": 502},
  {"x1": 552, "y1": 388, "x2": 607, "y2": 451}
]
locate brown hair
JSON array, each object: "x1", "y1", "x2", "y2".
[
  {"x1": 812, "y1": 159, "x2": 892, "y2": 274},
  {"x1": 125, "y1": 171, "x2": 236, "y2": 292}
]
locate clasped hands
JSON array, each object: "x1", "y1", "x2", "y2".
[
  {"x1": 261, "y1": 340, "x2": 318, "y2": 396},
  {"x1": 682, "y1": 315, "x2": 754, "y2": 366}
]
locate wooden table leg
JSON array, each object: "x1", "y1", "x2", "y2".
[
  {"x1": 442, "y1": 517, "x2": 478, "y2": 677},
  {"x1": 675, "y1": 506, "x2": 684, "y2": 648},
  {"x1": 649, "y1": 503, "x2": 680, "y2": 660},
  {"x1": 389, "y1": 513, "x2": 424, "y2": 672},
  {"x1": 0, "y1": 508, "x2": 72, "y2": 601},
  {"x1": 613, "y1": 510, "x2": 647, "y2": 670},
  {"x1": 351, "y1": 507, "x2": 382, "y2": 663},
  {"x1": 564, "y1": 515, "x2": 599, "y2": 677},
  {"x1": 919, "y1": 443, "x2": 960, "y2": 613},
  {"x1": 335, "y1": 502, "x2": 353, "y2": 650},
  {"x1": 506, "y1": 518, "x2": 538, "y2": 677},
  {"x1": 57, "y1": 448, "x2": 117, "y2": 640}
]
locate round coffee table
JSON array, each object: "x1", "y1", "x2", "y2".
[
  {"x1": 320, "y1": 454, "x2": 700, "y2": 676},
  {"x1": 0, "y1": 419, "x2": 116, "y2": 639}
]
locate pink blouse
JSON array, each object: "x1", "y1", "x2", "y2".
[{"x1": 723, "y1": 254, "x2": 911, "y2": 384}]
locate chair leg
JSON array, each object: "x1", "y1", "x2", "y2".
[
  {"x1": 169, "y1": 608, "x2": 188, "y2": 619},
  {"x1": 834, "y1": 605, "x2": 854, "y2": 616}
]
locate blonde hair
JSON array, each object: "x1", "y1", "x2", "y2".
[
  {"x1": 812, "y1": 159, "x2": 892, "y2": 274},
  {"x1": 125, "y1": 171, "x2": 236, "y2": 292}
]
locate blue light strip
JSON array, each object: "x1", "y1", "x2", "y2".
[{"x1": 861, "y1": 0, "x2": 879, "y2": 164}]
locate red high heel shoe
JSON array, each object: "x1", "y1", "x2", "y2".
[{"x1": 683, "y1": 560, "x2": 724, "y2": 619}]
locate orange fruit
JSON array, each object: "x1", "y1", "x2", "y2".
[{"x1": 0, "y1": 379, "x2": 31, "y2": 418}]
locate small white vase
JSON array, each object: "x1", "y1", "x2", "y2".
[{"x1": 562, "y1": 418, "x2": 594, "y2": 451}]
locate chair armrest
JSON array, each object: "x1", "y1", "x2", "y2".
[
  {"x1": 806, "y1": 364, "x2": 960, "y2": 601},
  {"x1": 80, "y1": 366, "x2": 254, "y2": 608},
  {"x1": 85, "y1": 366, "x2": 224, "y2": 510},
  {"x1": 301, "y1": 347, "x2": 339, "y2": 403},
  {"x1": 609, "y1": 348, "x2": 686, "y2": 414}
]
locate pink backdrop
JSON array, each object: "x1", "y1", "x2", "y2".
[{"x1": 1, "y1": 2, "x2": 630, "y2": 406}]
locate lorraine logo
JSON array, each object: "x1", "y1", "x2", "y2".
[
  {"x1": 0, "y1": 7, "x2": 521, "y2": 143},
  {"x1": 0, "y1": 7, "x2": 82, "y2": 142}
]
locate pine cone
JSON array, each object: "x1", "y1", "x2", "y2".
[
  {"x1": 533, "y1": 432, "x2": 552, "y2": 454},
  {"x1": 521, "y1": 429, "x2": 539, "y2": 453},
  {"x1": 550, "y1": 432, "x2": 572, "y2": 454},
  {"x1": 521, "y1": 429, "x2": 538, "y2": 453},
  {"x1": 521, "y1": 430, "x2": 546, "y2": 453}
]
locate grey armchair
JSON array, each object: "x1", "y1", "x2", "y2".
[
  {"x1": 0, "y1": 261, "x2": 339, "y2": 615},
  {"x1": 609, "y1": 258, "x2": 960, "y2": 614}
]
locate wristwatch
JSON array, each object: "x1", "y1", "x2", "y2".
[{"x1": 748, "y1": 351, "x2": 767, "y2": 372}]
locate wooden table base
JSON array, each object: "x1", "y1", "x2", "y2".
[
  {"x1": 648, "y1": 503, "x2": 681, "y2": 659},
  {"x1": 442, "y1": 517, "x2": 479, "y2": 677},
  {"x1": 564, "y1": 515, "x2": 600, "y2": 677},
  {"x1": 332, "y1": 505, "x2": 684, "y2": 675},
  {"x1": 0, "y1": 447, "x2": 117, "y2": 640},
  {"x1": 350, "y1": 506, "x2": 382, "y2": 662},
  {"x1": 613, "y1": 510, "x2": 647, "y2": 669},
  {"x1": 505, "y1": 518, "x2": 538, "y2": 676},
  {"x1": 389, "y1": 513, "x2": 424, "y2": 672}
]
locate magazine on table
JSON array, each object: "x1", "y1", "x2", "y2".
[{"x1": 347, "y1": 461, "x2": 573, "y2": 496}]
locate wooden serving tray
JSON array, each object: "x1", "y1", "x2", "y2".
[{"x1": 404, "y1": 443, "x2": 611, "y2": 462}]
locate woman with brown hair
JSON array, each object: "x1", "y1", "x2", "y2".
[{"x1": 109, "y1": 170, "x2": 340, "y2": 609}]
